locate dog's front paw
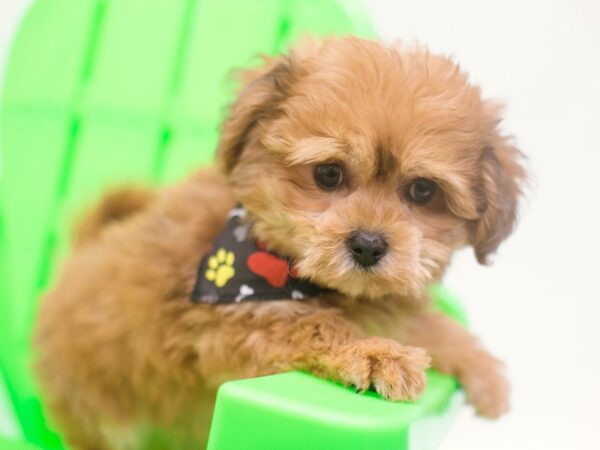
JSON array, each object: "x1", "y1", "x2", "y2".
[
  {"x1": 460, "y1": 355, "x2": 510, "y2": 418},
  {"x1": 331, "y1": 337, "x2": 431, "y2": 401}
]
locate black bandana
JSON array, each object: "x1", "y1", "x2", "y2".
[{"x1": 191, "y1": 207, "x2": 329, "y2": 304}]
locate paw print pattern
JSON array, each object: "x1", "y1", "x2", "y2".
[
  {"x1": 191, "y1": 206, "x2": 329, "y2": 304},
  {"x1": 205, "y1": 248, "x2": 235, "y2": 287}
]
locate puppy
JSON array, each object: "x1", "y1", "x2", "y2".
[{"x1": 34, "y1": 37, "x2": 526, "y2": 450}]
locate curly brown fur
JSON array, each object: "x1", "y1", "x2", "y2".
[
  {"x1": 73, "y1": 186, "x2": 155, "y2": 246},
  {"x1": 34, "y1": 37, "x2": 526, "y2": 450}
]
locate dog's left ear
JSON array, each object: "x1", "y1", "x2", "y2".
[
  {"x1": 216, "y1": 56, "x2": 297, "y2": 174},
  {"x1": 473, "y1": 116, "x2": 527, "y2": 264}
]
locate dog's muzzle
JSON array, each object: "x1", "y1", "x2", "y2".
[{"x1": 346, "y1": 230, "x2": 388, "y2": 268}]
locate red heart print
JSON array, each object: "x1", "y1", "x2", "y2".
[{"x1": 247, "y1": 252, "x2": 289, "y2": 288}]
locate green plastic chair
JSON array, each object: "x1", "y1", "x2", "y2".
[{"x1": 0, "y1": 1, "x2": 465, "y2": 448}]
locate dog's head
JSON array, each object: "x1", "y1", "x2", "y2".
[{"x1": 216, "y1": 37, "x2": 526, "y2": 300}]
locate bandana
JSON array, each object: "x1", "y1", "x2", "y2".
[{"x1": 191, "y1": 207, "x2": 330, "y2": 304}]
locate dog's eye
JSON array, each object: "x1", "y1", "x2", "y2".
[
  {"x1": 313, "y1": 163, "x2": 344, "y2": 190},
  {"x1": 407, "y1": 178, "x2": 437, "y2": 204}
]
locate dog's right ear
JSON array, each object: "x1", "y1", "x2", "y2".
[{"x1": 216, "y1": 56, "x2": 296, "y2": 175}]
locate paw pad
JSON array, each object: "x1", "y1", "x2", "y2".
[{"x1": 205, "y1": 248, "x2": 235, "y2": 287}]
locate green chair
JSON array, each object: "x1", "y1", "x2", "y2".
[{"x1": 0, "y1": 1, "x2": 464, "y2": 448}]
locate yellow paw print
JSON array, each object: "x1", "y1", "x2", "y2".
[{"x1": 205, "y1": 248, "x2": 235, "y2": 287}]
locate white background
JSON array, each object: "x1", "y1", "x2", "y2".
[{"x1": 1, "y1": 1, "x2": 599, "y2": 449}]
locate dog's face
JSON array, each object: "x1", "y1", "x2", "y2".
[{"x1": 217, "y1": 37, "x2": 525, "y2": 300}]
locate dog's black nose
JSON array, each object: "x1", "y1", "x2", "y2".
[{"x1": 347, "y1": 230, "x2": 388, "y2": 268}]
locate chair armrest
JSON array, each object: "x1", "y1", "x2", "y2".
[{"x1": 207, "y1": 370, "x2": 463, "y2": 450}]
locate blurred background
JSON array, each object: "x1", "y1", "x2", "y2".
[{"x1": 1, "y1": 1, "x2": 599, "y2": 449}]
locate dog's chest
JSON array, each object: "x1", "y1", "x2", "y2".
[{"x1": 344, "y1": 302, "x2": 411, "y2": 342}]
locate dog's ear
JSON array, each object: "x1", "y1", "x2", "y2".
[
  {"x1": 473, "y1": 127, "x2": 527, "y2": 264},
  {"x1": 216, "y1": 56, "x2": 296, "y2": 174}
]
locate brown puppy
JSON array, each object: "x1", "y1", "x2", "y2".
[{"x1": 34, "y1": 37, "x2": 526, "y2": 450}]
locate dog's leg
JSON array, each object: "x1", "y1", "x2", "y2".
[
  {"x1": 399, "y1": 310, "x2": 510, "y2": 418},
  {"x1": 188, "y1": 302, "x2": 430, "y2": 401}
]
